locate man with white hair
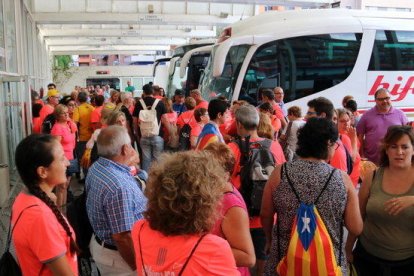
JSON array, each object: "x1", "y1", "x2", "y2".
[
  {"x1": 228, "y1": 104, "x2": 285, "y2": 276},
  {"x1": 273, "y1": 86, "x2": 287, "y2": 116},
  {"x1": 86, "y1": 125, "x2": 146, "y2": 275}
]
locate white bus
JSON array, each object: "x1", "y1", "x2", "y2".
[
  {"x1": 199, "y1": 9, "x2": 414, "y2": 118},
  {"x1": 153, "y1": 40, "x2": 214, "y2": 98}
]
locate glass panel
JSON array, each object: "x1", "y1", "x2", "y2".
[
  {"x1": 4, "y1": 0, "x2": 17, "y2": 73},
  {"x1": 0, "y1": 81, "x2": 27, "y2": 170},
  {"x1": 167, "y1": 60, "x2": 186, "y2": 98},
  {"x1": 0, "y1": 0, "x2": 6, "y2": 71},
  {"x1": 132, "y1": 77, "x2": 143, "y2": 91},
  {"x1": 26, "y1": 14, "x2": 34, "y2": 76},
  {"x1": 200, "y1": 44, "x2": 250, "y2": 102},
  {"x1": 369, "y1": 30, "x2": 414, "y2": 71},
  {"x1": 241, "y1": 33, "x2": 362, "y2": 104}
]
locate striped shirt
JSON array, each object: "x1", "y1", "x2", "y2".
[{"x1": 86, "y1": 157, "x2": 147, "y2": 246}]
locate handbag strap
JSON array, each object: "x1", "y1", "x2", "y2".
[
  {"x1": 5, "y1": 204, "x2": 38, "y2": 252},
  {"x1": 284, "y1": 121, "x2": 293, "y2": 142},
  {"x1": 138, "y1": 222, "x2": 206, "y2": 276}
]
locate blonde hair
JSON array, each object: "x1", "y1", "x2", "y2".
[
  {"x1": 107, "y1": 111, "x2": 126, "y2": 126},
  {"x1": 257, "y1": 112, "x2": 274, "y2": 139},
  {"x1": 54, "y1": 104, "x2": 68, "y2": 117}
]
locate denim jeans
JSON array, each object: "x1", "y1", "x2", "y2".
[{"x1": 140, "y1": 135, "x2": 164, "y2": 172}]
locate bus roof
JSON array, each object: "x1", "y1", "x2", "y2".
[{"x1": 226, "y1": 9, "x2": 414, "y2": 39}]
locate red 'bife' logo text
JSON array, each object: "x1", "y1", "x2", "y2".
[{"x1": 369, "y1": 75, "x2": 414, "y2": 102}]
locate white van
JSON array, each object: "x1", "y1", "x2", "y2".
[{"x1": 199, "y1": 9, "x2": 414, "y2": 118}]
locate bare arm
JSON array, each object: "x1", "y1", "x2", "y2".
[
  {"x1": 345, "y1": 169, "x2": 371, "y2": 261},
  {"x1": 347, "y1": 127, "x2": 358, "y2": 162},
  {"x1": 342, "y1": 171, "x2": 363, "y2": 236},
  {"x1": 357, "y1": 134, "x2": 365, "y2": 158},
  {"x1": 112, "y1": 231, "x2": 136, "y2": 270},
  {"x1": 280, "y1": 116, "x2": 287, "y2": 129},
  {"x1": 261, "y1": 165, "x2": 281, "y2": 253},
  {"x1": 45, "y1": 255, "x2": 76, "y2": 276},
  {"x1": 190, "y1": 135, "x2": 198, "y2": 149},
  {"x1": 221, "y1": 207, "x2": 256, "y2": 267}
]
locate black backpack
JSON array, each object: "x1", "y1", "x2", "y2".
[
  {"x1": 41, "y1": 113, "x2": 56, "y2": 134},
  {"x1": 0, "y1": 205, "x2": 37, "y2": 276},
  {"x1": 178, "y1": 118, "x2": 193, "y2": 151},
  {"x1": 236, "y1": 136, "x2": 276, "y2": 217}
]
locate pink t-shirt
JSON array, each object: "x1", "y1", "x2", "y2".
[
  {"x1": 12, "y1": 192, "x2": 78, "y2": 276},
  {"x1": 51, "y1": 121, "x2": 77, "y2": 160},
  {"x1": 162, "y1": 112, "x2": 178, "y2": 141},
  {"x1": 131, "y1": 220, "x2": 239, "y2": 276},
  {"x1": 212, "y1": 187, "x2": 250, "y2": 276}
]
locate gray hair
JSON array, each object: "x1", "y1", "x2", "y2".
[
  {"x1": 97, "y1": 125, "x2": 131, "y2": 158},
  {"x1": 235, "y1": 104, "x2": 260, "y2": 130}
]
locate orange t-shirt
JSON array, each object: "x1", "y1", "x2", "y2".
[
  {"x1": 195, "y1": 100, "x2": 209, "y2": 110},
  {"x1": 39, "y1": 104, "x2": 54, "y2": 124},
  {"x1": 12, "y1": 192, "x2": 78, "y2": 276},
  {"x1": 271, "y1": 103, "x2": 285, "y2": 121},
  {"x1": 131, "y1": 220, "x2": 239, "y2": 276},
  {"x1": 90, "y1": 106, "x2": 103, "y2": 124},
  {"x1": 32, "y1": 117, "x2": 42, "y2": 133},
  {"x1": 228, "y1": 137, "x2": 286, "y2": 228},
  {"x1": 177, "y1": 110, "x2": 198, "y2": 129},
  {"x1": 270, "y1": 115, "x2": 282, "y2": 135},
  {"x1": 330, "y1": 139, "x2": 348, "y2": 173}
]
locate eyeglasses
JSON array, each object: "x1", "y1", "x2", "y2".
[
  {"x1": 306, "y1": 111, "x2": 318, "y2": 116},
  {"x1": 376, "y1": 97, "x2": 390, "y2": 102},
  {"x1": 202, "y1": 113, "x2": 209, "y2": 116}
]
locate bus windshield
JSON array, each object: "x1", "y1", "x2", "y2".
[{"x1": 200, "y1": 44, "x2": 250, "y2": 102}]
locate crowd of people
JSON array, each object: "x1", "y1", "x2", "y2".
[{"x1": 10, "y1": 83, "x2": 414, "y2": 275}]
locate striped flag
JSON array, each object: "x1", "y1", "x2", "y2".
[
  {"x1": 277, "y1": 203, "x2": 342, "y2": 276},
  {"x1": 195, "y1": 123, "x2": 223, "y2": 150}
]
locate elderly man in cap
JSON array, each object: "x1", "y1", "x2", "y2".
[{"x1": 39, "y1": 88, "x2": 60, "y2": 124}]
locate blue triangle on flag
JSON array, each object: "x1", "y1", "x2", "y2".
[{"x1": 296, "y1": 203, "x2": 317, "y2": 250}]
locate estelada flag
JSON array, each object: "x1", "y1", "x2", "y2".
[{"x1": 276, "y1": 203, "x2": 342, "y2": 276}]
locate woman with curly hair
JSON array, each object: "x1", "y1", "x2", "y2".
[
  {"x1": 131, "y1": 151, "x2": 239, "y2": 275},
  {"x1": 12, "y1": 134, "x2": 79, "y2": 275}
]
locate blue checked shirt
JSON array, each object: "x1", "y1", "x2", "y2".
[{"x1": 86, "y1": 157, "x2": 147, "y2": 246}]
